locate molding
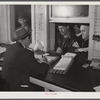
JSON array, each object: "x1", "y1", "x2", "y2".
[{"x1": 88, "y1": 5, "x2": 95, "y2": 60}]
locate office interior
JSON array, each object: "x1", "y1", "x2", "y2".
[{"x1": 0, "y1": 5, "x2": 100, "y2": 92}]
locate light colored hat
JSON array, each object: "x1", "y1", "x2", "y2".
[{"x1": 12, "y1": 27, "x2": 31, "y2": 41}]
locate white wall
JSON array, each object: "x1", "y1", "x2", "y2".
[
  {"x1": 93, "y1": 5, "x2": 100, "y2": 59},
  {"x1": 0, "y1": 5, "x2": 11, "y2": 43},
  {"x1": 31, "y1": 5, "x2": 49, "y2": 52}
]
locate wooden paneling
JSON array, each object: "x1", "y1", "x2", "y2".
[
  {"x1": 32, "y1": 5, "x2": 49, "y2": 52},
  {"x1": 93, "y1": 5, "x2": 100, "y2": 59},
  {"x1": 93, "y1": 50, "x2": 100, "y2": 59},
  {"x1": 0, "y1": 5, "x2": 11, "y2": 43}
]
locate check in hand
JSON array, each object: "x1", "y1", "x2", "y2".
[{"x1": 75, "y1": 47, "x2": 88, "y2": 52}]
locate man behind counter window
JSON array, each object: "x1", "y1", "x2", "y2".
[
  {"x1": 1, "y1": 27, "x2": 49, "y2": 91},
  {"x1": 74, "y1": 25, "x2": 90, "y2": 67},
  {"x1": 75, "y1": 25, "x2": 89, "y2": 60},
  {"x1": 55, "y1": 25, "x2": 79, "y2": 54}
]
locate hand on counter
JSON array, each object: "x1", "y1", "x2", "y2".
[
  {"x1": 75, "y1": 47, "x2": 88, "y2": 52},
  {"x1": 82, "y1": 63, "x2": 90, "y2": 68},
  {"x1": 40, "y1": 55, "x2": 48, "y2": 64}
]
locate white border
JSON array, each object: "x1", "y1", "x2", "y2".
[
  {"x1": 1, "y1": 92, "x2": 100, "y2": 99},
  {"x1": 0, "y1": 1, "x2": 100, "y2": 5},
  {"x1": 1, "y1": 1, "x2": 100, "y2": 99}
]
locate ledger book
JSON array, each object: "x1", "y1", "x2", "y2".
[{"x1": 50, "y1": 52, "x2": 77, "y2": 74}]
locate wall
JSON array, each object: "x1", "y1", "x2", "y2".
[
  {"x1": 93, "y1": 5, "x2": 100, "y2": 59},
  {"x1": 32, "y1": 5, "x2": 50, "y2": 52},
  {"x1": 0, "y1": 5, "x2": 11, "y2": 43}
]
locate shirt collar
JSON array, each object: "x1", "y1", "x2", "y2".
[
  {"x1": 21, "y1": 43, "x2": 25, "y2": 48},
  {"x1": 18, "y1": 42, "x2": 25, "y2": 48}
]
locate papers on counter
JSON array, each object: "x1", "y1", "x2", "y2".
[
  {"x1": 50, "y1": 52, "x2": 77, "y2": 74},
  {"x1": 34, "y1": 53, "x2": 59, "y2": 65},
  {"x1": 53, "y1": 57, "x2": 72, "y2": 70},
  {"x1": 90, "y1": 59, "x2": 100, "y2": 69},
  {"x1": 63, "y1": 52, "x2": 77, "y2": 58},
  {"x1": 94, "y1": 86, "x2": 100, "y2": 92}
]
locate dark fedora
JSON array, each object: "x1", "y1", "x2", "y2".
[{"x1": 12, "y1": 27, "x2": 31, "y2": 41}]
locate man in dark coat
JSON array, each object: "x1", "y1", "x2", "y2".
[
  {"x1": 75, "y1": 25, "x2": 89, "y2": 61},
  {"x1": 55, "y1": 25, "x2": 78, "y2": 54},
  {"x1": 1, "y1": 27, "x2": 49, "y2": 91}
]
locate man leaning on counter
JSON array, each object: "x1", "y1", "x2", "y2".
[{"x1": 1, "y1": 27, "x2": 49, "y2": 91}]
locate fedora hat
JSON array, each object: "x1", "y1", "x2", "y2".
[{"x1": 12, "y1": 27, "x2": 31, "y2": 41}]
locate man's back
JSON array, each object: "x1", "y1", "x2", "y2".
[
  {"x1": 2, "y1": 42, "x2": 29, "y2": 78},
  {"x1": 2, "y1": 42, "x2": 48, "y2": 90}
]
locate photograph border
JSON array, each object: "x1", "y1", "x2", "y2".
[{"x1": 0, "y1": 0, "x2": 100, "y2": 99}]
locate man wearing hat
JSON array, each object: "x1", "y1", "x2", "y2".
[{"x1": 1, "y1": 27, "x2": 49, "y2": 91}]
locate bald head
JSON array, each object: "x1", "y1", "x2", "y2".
[{"x1": 80, "y1": 25, "x2": 89, "y2": 40}]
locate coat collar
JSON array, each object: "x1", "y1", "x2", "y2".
[{"x1": 16, "y1": 42, "x2": 25, "y2": 48}]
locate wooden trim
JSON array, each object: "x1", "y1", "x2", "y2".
[
  {"x1": 0, "y1": 5, "x2": 12, "y2": 43},
  {"x1": 49, "y1": 18, "x2": 90, "y2": 23},
  {"x1": 88, "y1": 5, "x2": 95, "y2": 60},
  {"x1": 31, "y1": 5, "x2": 36, "y2": 46},
  {"x1": 9, "y1": 5, "x2": 15, "y2": 42}
]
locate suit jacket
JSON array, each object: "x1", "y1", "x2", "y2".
[
  {"x1": 55, "y1": 33, "x2": 75, "y2": 54},
  {"x1": 1, "y1": 42, "x2": 49, "y2": 91}
]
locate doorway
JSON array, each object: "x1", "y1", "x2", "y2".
[{"x1": 10, "y1": 5, "x2": 31, "y2": 41}]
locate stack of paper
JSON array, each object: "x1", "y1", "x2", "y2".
[
  {"x1": 64, "y1": 52, "x2": 77, "y2": 58},
  {"x1": 50, "y1": 52, "x2": 76, "y2": 74},
  {"x1": 34, "y1": 53, "x2": 59, "y2": 65},
  {"x1": 46, "y1": 56, "x2": 59, "y2": 65},
  {"x1": 90, "y1": 59, "x2": 100, "y2": 69},
  {"x1": 54, "y1": 57, "x2": 72, "y2": 70}
]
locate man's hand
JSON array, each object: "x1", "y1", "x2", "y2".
[
  {"x1": 75, "y1": 47, "x2": 88, "y2": 52},
  {"x1": 56, "y1": 47, "x2": 63, "y2": 54},
  {"x1": 72, "y1": 41, "x2": 79, "y2": 48},
  {"x1": 82, "y1": 64, "x2": 89, "y2": 68},
  {"x1": 40, "y1": 56, "x2": 48, "y2": 63}
]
